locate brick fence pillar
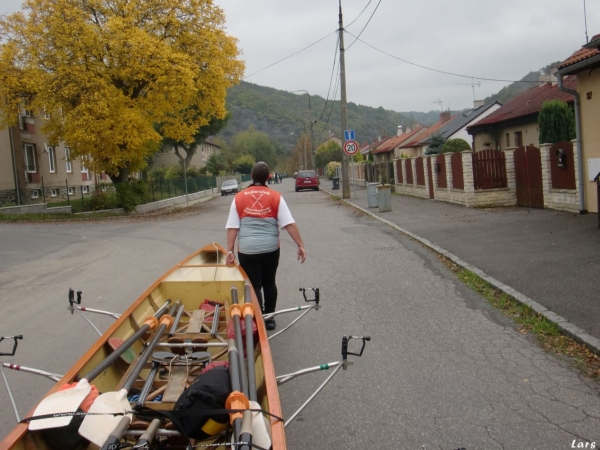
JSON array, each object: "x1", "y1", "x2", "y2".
[
  {"x1": 445, "y1": 154, "x2": 453, "y2": 189},
  {"x1": 461, "y1": 151, "x2": 474, "y2": 194}
]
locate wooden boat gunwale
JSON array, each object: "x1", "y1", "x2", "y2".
[{"x1": 0, "y1": 243, "x2": 286, "y2": 450}]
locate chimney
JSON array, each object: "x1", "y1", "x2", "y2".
[
  {"x1": 474, "y1": 100, "x2": 485, "y2": 109},
  {"x1": 539, "y1": 66, "x2": 559, "y2": 87},
  {"x1": 397, "y1": 125, "x2": 403, "y2": 137},
  {"x1": 440, "y1": 110, "x2": 451, "y2": 123}
]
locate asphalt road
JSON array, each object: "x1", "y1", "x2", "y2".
[{"x1": 1, "y1": 182, "x2": 600, "y2": 449}]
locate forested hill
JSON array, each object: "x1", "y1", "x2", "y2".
[
  {"x1": 220, "y1": 62, "x2": 562, "y2": 150},
  {"x1": 221, "y1": 81, "x2": 425, "y2": 150},
  {"x1": 483, "y1": 62, "x2": 562, "y2": 105}
]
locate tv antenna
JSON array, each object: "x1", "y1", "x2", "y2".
[
  {"x1": 457, "y1": 78, "x2": 482, "y2": 102},
  {"x1": 433, "y1": 100, "x2": 443, "y2": 112}
]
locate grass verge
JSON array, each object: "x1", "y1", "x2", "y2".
[{"x1": 444, "y1": 257, "x2": 600, "y2": 380}]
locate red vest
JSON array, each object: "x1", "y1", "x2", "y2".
[{"x1": 235, "y1": 186, "x2": 281, "y2": 220}]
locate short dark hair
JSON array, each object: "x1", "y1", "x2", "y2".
[{"x1": 251, "y1": 162, "x2": 270, "y2": 184}]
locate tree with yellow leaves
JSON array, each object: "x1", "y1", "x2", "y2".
[{"x1": 0, "y1": 0, "x2": 244, "y2": 183}]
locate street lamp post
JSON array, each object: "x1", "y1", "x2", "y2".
[{"x1": 291, "y1": 90, "x2": 318, "y2": 170}]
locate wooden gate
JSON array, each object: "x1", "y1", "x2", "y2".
[
  {"x1": 514, "y1": 146, "x2": 544, "y2": 208},
  {"x1": 427, "y1": 158, "x2": 434, "y2": 199}
]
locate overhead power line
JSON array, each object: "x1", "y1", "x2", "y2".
[
  {"x1": 319, "y1": 36, "x2": 340, "y2": 122},
  {"x1": 347, "y1": 0, "x2": 382, "y2": 50},
  {"x1": 344, "y1": 30, "x2": 540, "y2": 84},
  {"x1": 346, "y1": 0, "x2": 373, "y2": 28},
  {"x1": 243, "y1": 31, "x2": 336, "y2": 80}
]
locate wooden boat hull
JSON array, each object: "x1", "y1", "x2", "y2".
[{"x1": 0, "y1": 243, "x2": 286, "y2": 450}]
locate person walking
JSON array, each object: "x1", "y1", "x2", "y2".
[{"x1": 225, "y1": 162, "x2": 306, "y2": 330}]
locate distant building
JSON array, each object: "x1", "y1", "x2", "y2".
[{"x1": 152, "y1": 140, "x2": 221, "y2": 169}]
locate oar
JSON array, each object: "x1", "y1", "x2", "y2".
[
  {"x1": 78, "y1": 301, "x2": 180, "y2": 446},
  {"x1": 28, "y1": 299, "x2": 173, "y2": 431},
  {"x1": 242, "y1": 282, "x2": 271, "y2": 449},
  {"x1": 226, "y1": 339, "x2": 248, "y2": 444},
  {"x1": 230, "y1": 286, "x2": 248, "y2": 396},
  {"x1": 133, "y1": 418, "x2": 161, "y2": 449}
]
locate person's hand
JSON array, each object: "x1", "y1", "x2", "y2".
[
  {"x1": 226, "y1": 252, "x2": 236, "y2": 265},
  {"x1": 297, "y1": 246, "x2": 306, "y2": 264}
]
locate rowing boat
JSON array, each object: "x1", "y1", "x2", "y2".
[
  {"x1": 0, "y1": 243, "x2": 285, "y2": 450},
  {"x1": 1, "y1": 243, "x2": 369, "y2": 450}
]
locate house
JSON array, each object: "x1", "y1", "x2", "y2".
[
  {"x1": 417, "y1": 100, "x2": 501, "y2": 150},
  {"x1": 371, "y1": 125, "x2": 428, "y2": 161},
  {"x1": 315, "y1": 135, "x2": 342, "y2": 152},
  {"x1": 398, "y1": 111, "x2": 455, "y2": 157},
  {"x1": 467, "y1": 77, "x2": 576, "y2": 152},
  {"x1": 0, "y1": 111, "x2": 98, "y2": 206},
  {"x1": 361, "y1": 136, "x2": 392, "y2": 160},
  {"x1": 152, "y1": 140, "x2": 222, "y2": 169},
  {"x1": 556, "y1": 33, "x2": 600, "y2": 214}
]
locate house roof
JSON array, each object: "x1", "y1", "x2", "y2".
[
  {"x1": 559, "y1": 34, "x2": 600, "y2": 71},
  {"x1": 372, "y1": 126, "x2": 427, "y2": 154},
  {"x1": 361, "y1": 137, "x2": 392, "y2": 155},
  {"x1": 400, "y1": 117, "x2": 454, "y2": 149},
  {"x1": 467, "y1": 79, "x2": 576, "y2": 131},
  {"x1": 418, "y1": 102, "x2": 500, "y2": 144}
]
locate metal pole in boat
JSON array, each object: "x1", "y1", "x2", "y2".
[
  {"x1": 240, "y1": 282, "x2": 256, "y2": 450},
  {"x1": 169, "y1": 304, "x2": 185, "y2": 337},
  {"x1": 211, "y1": 304, "x2": 220, "y2": 337}
]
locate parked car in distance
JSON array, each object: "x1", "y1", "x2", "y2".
[
  {"x1": 295, "y1": 170, "x2": 319, "y2": 192},
  {"x1": 221, "y1": 179, "x2": 240, "y2": 196}
]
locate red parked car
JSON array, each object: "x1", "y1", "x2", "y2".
[{"x1": 295, "y1": 170, "x2": 319, "y2": 192}]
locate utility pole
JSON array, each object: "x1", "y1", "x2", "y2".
[{"x1": 339, "y1": 0, "x2": 350, "y2": 198}]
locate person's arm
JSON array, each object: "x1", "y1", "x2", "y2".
[
  {"x1": 226, "y1": 228, "x2": 238, "y2": 265},
  {"x1": 283, "y1": 223, "x2": 306, "y2": 264}
]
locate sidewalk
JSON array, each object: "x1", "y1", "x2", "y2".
[{"x1": 326, "y1": 182, "x2": 600, "y2": 351}]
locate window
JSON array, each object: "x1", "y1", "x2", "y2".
[
  {"x1": 81, "y1": 157, "x2": 89, "y2": 176},
  {"x1": 31, "y1": 190, "x2": 39, "y2": 199},
  {"x1": 65, "y1": 148, "x2": 72, "y2": 173},
  {"x1": 82, "y1": 186, "x2": 89, "y2": 194},
  {"x1": 47, "y1": 145, "x2": 56, "y2": 173},
  {"x1": 23, "y1": 144, "x2": 37, "y2": 173},
  {"x1": 68, "y1": 187, "x2": 74, "y2": 195},
  {"x1": 514, "y1": 131, "x2": 523, "y2": 148},
  {"x1": 51, "y1": 188, "x2": 58, "y2": 197},
  {"x1": 505, "y1": 133, "x2": 510, "y2": 148}
]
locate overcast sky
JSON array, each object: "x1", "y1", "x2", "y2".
[{"x1": 1, "y1": 0, "x2": 598, "y2": 113}]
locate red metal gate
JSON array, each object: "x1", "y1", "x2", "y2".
[
  {"x1": 427, "y1": 158, "x2": 434, "y2": 199},
  {"x1": 514, "y1": 146, "x2": 544, "y2": 208}
]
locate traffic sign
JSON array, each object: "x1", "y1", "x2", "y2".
[
  {"x1": 344, "y1": 129, "x2": 355, "y2": 141},
  {"x1": 343, "y1": 140, "x2": 359, "y2": 155}
]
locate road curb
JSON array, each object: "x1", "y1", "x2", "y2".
[{"x1": 322, "y1": 187, "x2": 600, "y2": 356}]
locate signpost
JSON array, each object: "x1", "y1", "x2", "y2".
[
  {"x1": 343, "y1": 140, "x2": 359, "y2": 156},
  {"x1": 344, "y1": 129, "x2": 355, "y2": 141}
]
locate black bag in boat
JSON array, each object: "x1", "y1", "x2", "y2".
[{"x1": 169, "y1": 365, "x2": 231, "y2": 440}]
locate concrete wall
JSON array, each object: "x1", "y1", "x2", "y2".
[
  {"x1": 577, "y1": 69, "x2": 600, "y2": 213},
  {"x1": 0, "y1": 203, "x2": 72, "y2": 215}
]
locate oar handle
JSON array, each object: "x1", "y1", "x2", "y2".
[
  {"x1": 100, "y1": 416, "x2": 130, "y2": 450},
  {"x1": 135, "y1": 418, "x2": 161, "y2": 448},
  {"x1": 84, "y1": 300, "x2": 173, "y2": 382}
]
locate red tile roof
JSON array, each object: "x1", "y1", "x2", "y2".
[
  {"x1": 559, "y1": 47, "x2": 600, "y2": 70},
  {"x1": 372, "y1": 126, "x2": 427, "y2": 154},
  {"x1": 362, "y1": 137, "x2": 392, "y2": 154},
  {"x1": 467, "y1": 79, "x2": 576, "y2": 130},
  {"x1": 399, "y1": 118, "x2": 454, "y2": 149}
]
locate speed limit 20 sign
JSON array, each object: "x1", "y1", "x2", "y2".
[{"x1": 343, "y1": 140, "x2": 359, "y2": 155}]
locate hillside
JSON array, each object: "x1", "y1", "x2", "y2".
[
  {"x1": 221, "y1": 81, "x2": 428, "y2": 150},
  {"x1": 219, "y1": 62, "x2": 562, "y2": 152}
]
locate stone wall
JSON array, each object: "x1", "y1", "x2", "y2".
[{"x1": 540, "y1": 142, "x2": 579, "y2": 213}]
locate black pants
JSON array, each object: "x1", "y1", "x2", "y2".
[{"x1": 238, "y1": 248, "x2": 280, "y2": 315}]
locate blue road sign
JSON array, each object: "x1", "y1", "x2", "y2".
[{"x1": 344, "y1": 129, "x2": 355, "y2": 141}]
